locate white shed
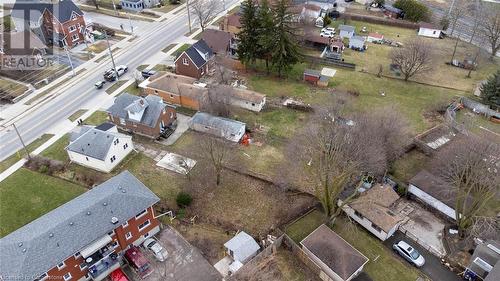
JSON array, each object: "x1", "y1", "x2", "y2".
[
  {"x1": 418, "y1": 23, "x2": 443, "y2": 39},
  {"x1": 224, "y1": 231, "x2": 260, "y2": 264}
]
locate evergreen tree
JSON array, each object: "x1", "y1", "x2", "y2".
[
  {"x1": 394, "y1": 0, "x2": 431, "y2": 22},
  {"x1": 237, "y1": 0, "x2": 260, "y2": 67},
  {"x1": 481, "y1": 70, "x2": 500, "y2": 109},
  {"x1": 257, "y1": 0, "x2": 275, "y2": 74},
  {"x1": 271, "y1": 0, "x2": 301, "y2": 77}
]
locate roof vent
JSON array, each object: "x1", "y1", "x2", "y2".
[
  {"x1": 111, "y1": 217, "x2": 119, "y2": 224},
  {"x1": 49, "y1": 233, "x2": 54, "y2": 238},
  {"x1": 121, "y1": 189, "x2": 126, "y2": 193},
  {"x1": 18, "y1": 242, "x2": 23, "y2": 247},
  {"x1": 87, "y1": 211, "x2": 91, "y2": 216},
  {"x1": 22, "y1": 248, "x2": 26, "y2": 253},
  {"x1": 87, "y1": 143, "x2": 90, "y2": 146},
  {"x1": 69, "y1": 222, "x2": 74, "y2": 226},
  {"x1": 103, "y1": 202, "x2": 108, "y2": 206}
]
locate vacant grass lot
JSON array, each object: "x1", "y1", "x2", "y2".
[
  {"x1": 285, "y1": 210, "x2": 325, "y2": 243},
  {"x1": 0, "y1": 168, "x2": 86, "y2": 237},
  {"x1": 0, "y1": 134, "x2": 54, "y2": 173},
  {"x1": 85, "y1": 110, "x2": 109, "y2": 125},
  {"x1": 0, "y1": 78, "x2": 28, "y2": 99},
  {"x1": 68, "y1": 109, "x2": 88, "y2": 122}
]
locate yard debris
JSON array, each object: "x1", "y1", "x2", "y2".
[{"x1": 156, "y1": 152, "x2": 196, "y2": 175}]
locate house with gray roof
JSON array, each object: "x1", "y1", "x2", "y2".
[
  {"x1": 339, "y1": 24, "x2": 355, "y2": 39},
  {"x1": 175, "y1": 39, "x2": 215, "y2": 79},
  {"x1": 348, "y1": 35, "x2": 366, "y2": 50},
  {"x1": 106, "y1": 93, "x2": 177, "y2": 139},
  {"x1": 66, "y1": 123, "x2": 134, "y2": 173},
  {"x1": 465, "y1": 241, "x2": 500, "y2": 281},
  {"x1": 0, "y1": 171, "x2": 161, "y2": 281},
  {"x1": 188, "y1": 112, "x2": 246, "y2": 142}
]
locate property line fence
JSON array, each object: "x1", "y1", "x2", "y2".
[
  {"x1": 399, "y1": 224, "x2": 445, "y2": 258},
  {"x1": 339, "y1": 13, "x2": 420, "y2": 30},
  {"x1": 303, "y1": 55, "x2": 356, "y2": 69},
  {"x1": 460, "y1": 97, "x2": 500, "y2": 118}
]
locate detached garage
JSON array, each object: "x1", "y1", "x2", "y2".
[{"x1": 418, "y1": 22, "x2": 444, "y2": 39}]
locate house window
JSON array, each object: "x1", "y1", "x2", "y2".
[
  {"x1": 371, "y1": 223, "x2": 382, "y2": 232},
  {"x1": 69, "y1": 25, "x2": 76, "y2": 32},
  {"x1": 110, "y1": 155, "x2": 116, "y2": 163},
  {"x1": 111, "y1": 241, "x2": 119, "y2": 248},
  {"x1": 433, "y1": 30, "x2": 436, "y2": 34},
  {"x1": 182, "y1": 58, "x2": 189, "y2": 65},
  {"x1": 74, "y1": 252, "x2": 81, "y2": 258},
  {"x1": 170, "y1": 112, "x2": 174, "y2": 119},
  {"x1": 136, "y1": 209, "x2": 147, "y2": 219},
  {"x1": 57, "y1": 261, "x2": 66, "y2": 270},
  {"x1": 201, "y1": 67, "x2": 204, "y2": 75},
  {"x1": 138, "y1": 219, "x2": 151, "y2": 231},
  {"x1": 63, "y1": 273, "x2": 72, "y2": 281},
  {"x1": 122, "y1": 221, "x2": 129, "y2": 228},
  {"x1": 126, "y1": 232, "x2": 132, "y2": 240},
  {"x1": 354, "y1": 210, "x2": 364, "y2": 219},
  {"x1": 79, "y1": 262, "x2": 87, "y2": 270},
  {"x1": 85, "y1": 157, "x2": 89, "y2": 161},
  {"x1": 71, "y1": 34, "x2": 79, "y2": 42},
  {"x1": 144, "y1": 232, "x2": 150, "y2": 239},
  {"x1": 114, "y1": 139, "x2": 120, "y2": 145},
  {"x1": 170, "y1": 94, "x2": 174, "y2": 98},
  {"x1": 108, "y1": 230, "x2": 115, "y2": 236},
  {"x1": 252, "y1": 103, "x2": 255, "y2": 106},
  {"x1": 123, "y1": 143, "x2": 128, "y2": 150},
  {"x1": 120, "y1": 118, "x2": 126, "y2": 125},
  {"x1": 35, "y1": 273, "x2": 48, "y2": 281}
]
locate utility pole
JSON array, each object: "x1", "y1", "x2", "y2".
[
  {"x1": 105, "y1": 31, "x2": 118, "y2": 79},
  {"x1": 186, "y1": 0, "x2": 192, "y2": 33},
  {"x1": 128, "y1": 14, "x2": 134, "y2": 34},
  {"x1": 64, "y1": 47, "x2": 76, "y2": 76},
  {"x1": 111, "y1": 0, "x2": 119, "y2": 16},
  {"x1": 12, "y1": 123, "x2": 31, "y2": 160}
]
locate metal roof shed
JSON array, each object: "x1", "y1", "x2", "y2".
[{"x1": 224, "y1": 231, "x2": 260, "y2": 263}]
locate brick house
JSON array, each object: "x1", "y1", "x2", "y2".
[
  {"x1": 141, "y1": 72, "x2": 208, "y2": 110},
  {"x1": 175, "y1": 39, "x2": 214, "y2": 79},
  {"x1": 11, "y1": 0, "x2": 89, "y2": 48},
  {"x1": 0, "y1": 171, "x2": 161, "y2": 281},
  {"x1": 106, "y1": 94, "x2": 177, "y2": 139}
]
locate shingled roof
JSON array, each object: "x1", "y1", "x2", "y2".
[
  {"x1": 409, "y1": 170, "x2": 456, "y2": 209},
  {"x1": 200, "y1": 29, "x2": 232, "y2": 54},
  {"x1": 181, "y1": 39, "x2": 214, "y2": 68},
  {"x1": 0, "y1": 171, "x2": 160, "y2": 278},
  {"x1": 301, "y1": 224, "x2": 368, "y2": 281},
  {"x1": 66, "y1": 126, "x2": 130, "y2": 160},
  {"x1": 107, "y1": 94, "x2": 173, "y2": 128},
  {"x1": 11, "y1": 0, "x2": 83, "y2": 23}
]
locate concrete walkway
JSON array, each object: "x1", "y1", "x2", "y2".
[{"x1": 162, "y1": 114, "x2": 190, "y2": 146}]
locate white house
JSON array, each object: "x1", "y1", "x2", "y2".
[
  {"x1": 340, "y1": 184, "x2": 404, "y2": 241},
  {"x1": 231, "y1": 88, "x2": 266, "y2": 112},
  {"x1": 66, "y1": 123, "x2": 134, "y2": 173},
  {"x1": 418, "y1": 22, "x2": 443, "y2": 39},
  {"x1": 188, "y1": 112, "x2": 246, "y2": 142},
  {"x1": 339, "y1": 25, "x2": 355, "y2": 39},
  {"x1": 120, "y1": 0, "x2": 160, "y2": 11},
  {"x1": 348, "y1": 35, "x2": 366, "y2": 50},
  {"x1": 367, "y1": 32, "x2": 384, "y2": 43},
  {"x1": 408, "y1": 170, "x2": 457, "y2": 220},
  {"x1": 301, "y1": 225, "x2": 368, "y2": 281}
]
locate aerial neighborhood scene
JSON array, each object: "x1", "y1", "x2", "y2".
[{"x1": 1, "y1": 0, "x2": 500, "y2": 280}]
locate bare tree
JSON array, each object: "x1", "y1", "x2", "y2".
[
  {"x1": 448, "y1": 0, "x2": 467, "y2": 37},
  {"x1": 436, "y1": 137, "x2": 500, "y2": 238},
  {"x1": 190, "y1": 0, "x2": 221, "y2": 31},
  {"x1": 480, "y1": 5, "x2": 500, "y2": 59},
  {"x1": 390, "y1": 39, "x2": 432, "y2": 81},
  {"x1": 214, "y1": 56, "x2": 234, "y2": 85},
  {"x1": 201, "y1": 136, "x2": 233, "y2": 186},
  {"x1": 469, "y1": 0, "x2": 484, "y2": 44},
  {"x1": 203, "y1": 85, "x2": 233, "y2": 118}
]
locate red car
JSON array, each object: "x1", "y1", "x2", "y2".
[
  {"x1": 125, "y1": 246, "x2": 154, "y2": 279},
  {"x1": 110, "y1": 268, "x2": 129, "y2": 281}
]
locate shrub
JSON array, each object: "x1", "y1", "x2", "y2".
[
  {"x1": 176, "y1": 192, "x2": 193, "y2": 207},
  {"x1": 394, "y1": 0, "x2": 431, "y2": 22},
  {"x1": 176, "y1": 208, "x2": 186, "y2": 219},
  {"x1": 38, "y1": 165, "x2": 49, "y2": 174}
]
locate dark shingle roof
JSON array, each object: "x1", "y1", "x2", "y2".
[
  {"x1": 11, "y1": 0, "x2": 83, "y2": 23},
  {"x1": 301, "y1": 224, "x2": 368, "y2": 280},
  {"x1": 0, "y1": 171, "x2": 160, "y2": 278},
  {"x1": 95, "y1": 122, "x2": 116, "y2": 132},
  {"x1": 66, "y1": 127, "x2": 129, "y2": 160},
  {"x1": 106, "y1": 94, "x2": 169, "y2": 128},
  {"x1": 184, "y1": 39, "x2": 214, "y2": 68},
  {"x1": 409, "y1": 170, "x2": 456, "y2": 209},
  {"x1": 200, "y1": 29, "x2": 232, "y2": 54}
]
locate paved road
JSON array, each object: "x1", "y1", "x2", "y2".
[
  {"x1": 0, "y1": 1, "x2": 240, "y2": 161},
  {"x1": 384, "y1": 231, "x2": 462, "y2": 281}
]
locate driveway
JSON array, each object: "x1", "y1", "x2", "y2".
[
  {"x1": 126, "y1": 225, "x2": 221, "y2": 281},
  {"x1": 85, "y1": 11, "x2": 150, "y2": 34},
  {"x1": 384, "y1": 231, "x2": 462, "y2": 281}
]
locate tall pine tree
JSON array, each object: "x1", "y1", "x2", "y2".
[
  {"x1": 237, "y1": 0, "x2": 260, "y2": 67},
  {"x1": 481, "y1": 70, "x2": 500, "y2": 109},
  {"x1": 271, "y1": 0, "x2": 301, "y2": 77},
  {"x1": 257, "y1": 0, "x2": 275, "y2": 74}
]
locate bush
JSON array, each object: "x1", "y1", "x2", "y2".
[
  {"x1": 176, "y1": 192, "x2": 193, "y2": 207},
  {"x1": 394, "y1": 0, "x2": 431, "y2": 22},
  {"x1": 38, "y1": 165, "x2": 49, "y2": 174},
  {"x1": 24, "y1": 156, "x2": 65, "y2": 175}
]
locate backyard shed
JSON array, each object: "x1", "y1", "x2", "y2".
[
  {"x1": 188, "y1": 112, "x2": 246, "y2": 142},
  {"x1": 418, "y1": 22, "x2": 443, "y2": 39},
  {"x1": 384, "y1": 5, "x2": 403, "y2": 19},
  {"x1": 224, "y1": 231, "x2": 260, "y2": 263},
  {"x1": 367, "y1": 32, "x2": 384, "y2": 43},
  {"x1": 304, "y1": 69, "x2": 322, "y2": 84}
]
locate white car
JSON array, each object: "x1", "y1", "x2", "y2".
[
  {"x1": 116, "y1": 65, "x2": 128, "y2": 76},
  {"x1": 392, "y1": 241, "x2": 425, "y2": 267},
  {"x1": 320, "y1": 31, "x2": 335, "y2": 38},
  {"x1": 321, "y1": 27, "x2": 335, "y2": 34},
  {"x1": 143, "y1": 238, "x2": 168, "y2": 262}
]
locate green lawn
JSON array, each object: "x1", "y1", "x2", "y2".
[
  {"x1": 285, "y1": 210, "x2": 325, "y2": 243},
  {"x1": 0, "y1": 78, "x2": 28, "y2": 99},
  {"x1": 162, "y1": 43, "x2": 177, "y2": 53},
  {"x1": 390, "y1": 150, "x2": 430, "y2": 184},
  {"x1": 68, "y1": 109, "x2": 88, "y2": 122},
  {"x1": 106, "y1": 80, "x2": 128, "y2": 94},
  {"x1": 332, "y1": 217, "x2": 422, "y2": 281},
  {"x1": 173, "y1": 44, "x2": 191, "y2": 58},
  {"x1": 121, "y1": 82, "x2": 142, "y2": 96},
  {"x1": 41, "y1": 134, "x2": 70, "y2": 162},
  {"x1": 0, "y1": 168, "x2": 86, "y2": 237},
  {"x1": 85, "y1": 110, "x2": 109, "y2": 125},
  {"x1": 0, "y1": 134, "x2": 54, "y2": 173}
]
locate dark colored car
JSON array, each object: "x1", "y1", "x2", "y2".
[
  {"x1": 141, "y1": 70, "x2": 157, "y2": 79},
  {"x1": 125, "y1": 246, "x2": 154, "y2": 279}
]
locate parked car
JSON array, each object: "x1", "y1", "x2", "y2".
[
  {"x1": 143, "y1": 238, "x2": 168, "y2": 262},
  {"x1": 94, "y1": 80, "x2": 106, "y2": 89},
  {"x1": 393, "y1": 241, "x2": 425, "y2": 267},
  {"x1": 321, "y1": 27, "x2": 335, "y2": 34},
  {"x1": 103, "y1": 65, "x2": 128, "y2": 81},
  {"x1": 141, "y1": 69, "x2": 157, "y2": 79},
  {"x1": 125, "y1": 246, "x2": 154, "y2": 279},
  {"x1": 361, "y1": 26, "x2": 368, "y2": 33},
  {"x1": 320, "y1": 30, "x2": 335, "y2": 38},
  {"x1": 110, "y1": 268, "x2": 129, "y2": 281}
]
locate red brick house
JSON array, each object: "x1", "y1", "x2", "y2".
[
  {"x1": 0, "y1": 171, "x2": 161, "y2": 281},
  {"x1": 175, "y1": 39, "x2": 214, "y2": 79},
  {"x1": 106, "y1": 93, "x2": 177, "y2": 139},
  {"x1": 11, "y1": 0, "x2": 88, "y2": 48}
]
